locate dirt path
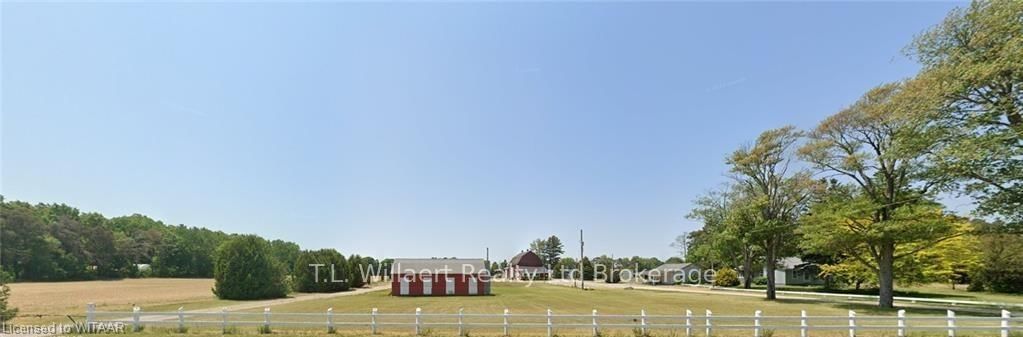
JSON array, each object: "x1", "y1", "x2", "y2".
[{"x1": 179, "y1": 284, "x2": 389, "y2": 313}]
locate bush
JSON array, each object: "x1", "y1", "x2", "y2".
[
  {"x1": 752, "y1": 276, "x2": 768, "y2": 286},
  {"x1": 293, "y1": 249, "x2": 350, "y2": 293},
  {"x1": 713, "y1": 267, "x2": 740, "y2": 287},
  {"x1": 213, "y1": 235, "x2": 289, "y2": 300},
  {"x1": 0, "y1": 270, "x2": 18, "y2": 322}
]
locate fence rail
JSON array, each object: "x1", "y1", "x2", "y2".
[
  {"x1": 669, "y1": 283, "x2": 1023, "y2": 309},
  {"x1": 86, "y1": 304, "x2": 1022, "y2": 337}
]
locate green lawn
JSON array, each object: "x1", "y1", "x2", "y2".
[
  {"x1": 99, "y1": 283, "x2": 1019, "y2": 337},
  {"x1": 235, "y1": 283, "x2": 1010, "y2": 336},
  {"x1": 257, "y1": 283, "x2": 904, "y2": 316}
]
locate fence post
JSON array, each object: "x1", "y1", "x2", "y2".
[
  {"x1": 1001, "y1": 310, "x2": 1011, "y2": 337},
  {"x1": 505, "y1": 308, "x2": 511, "y2": 336},
  {"x1": 947, "y1": 310, "x2": 956, "y2": 337},
  {"x1": 458, "y1": 307, "x2": 465, "y2": 337},
  {"x1": 221, "y1": 309, "x2": 228, "y2": 334},
  {"x1": 178, "y1": 307, "x2": 185, "y2": 332},
  {"x1": 800, "y1": 310, "x2": 808, "y2": 337},
  {"x1": 640, "y1": 309, "x2": 647, "y2": 336},
  {"x1": 372, "y1": 307, "x2": 380, "y2": 333},
  {"x1": 547, "y1": 308, "x2": 553, "y2": 337},
  {"x1": 327, "y1": 307, "x2": 334, "y2": 333},
  {"x1": 592, "y1": 309, "x2": 599, "y2": 337},
  {"x1": 415, "y1": 307, "x2": 422, "y2": 336},
  {"x1": 86, "y1": 303, "x2": 96, "y2": 333},
  {"x1": 705, "y1": 310, "x2": 712, "y2": 337},
  {"x1": 897, "y1": 310, "x2": 906, "y2": 337},
  {"x1": 848, "y1": 310, "x2": 856, "y2": 337},
  {"x1": 685, "y1": 309, "x2": 693, "y2": 337},
  {"x1": 132, "y1": 306, "x2": 141, "y2": 332},
  {"x1": 754, "y1": 310, "x2": 762, "y2": 337},
  {"x1": 264, "y1": 307, "x2": 271, "y2": 332}
]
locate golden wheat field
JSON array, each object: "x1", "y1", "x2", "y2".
[{"x1": 7, "y1": 278, "x2": 231, "y2": 324}]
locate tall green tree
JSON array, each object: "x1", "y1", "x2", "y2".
[
  {"x1": 212, "y1": 235, "x2": 288, "y2": 300},
  {"x1": 554, "y1": 257, "x2": 577, "y2": 279},
  {"x1": 799, "y1": 83, "x2": 959, "y2": 308},
  {"x1": 969, "y1": 222, "x2": 1023, "y2": 293},
  {"x1": 348, "y1": 254, "x2": 366, "y2": 288},
  {"x1": 908, "y1": 0, "x2": 1023, "y2": 229},
  {"x1": 269, "y1": 240, "x2": 301, "y2": 275},
  {"x1": 686, "y1": 185, "x2": 762, "y2": 288},
  {"x1": 294, "y1": 249, "x2": 350, "y2": 293},
  {"x1": 728, "y1": 126, "x2": 816, "y2": 299},
  {"x1": 530, "y1": 235, "x2": 565, "y2": 267}
]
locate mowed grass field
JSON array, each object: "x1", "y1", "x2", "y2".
[
  {"x1": 215, "y1": 283, "x2": 1013, "y2": 337},
  {"x1": 7, "y1": 280, "x2": 1019, "y2": 337},
  {"x1": 255, "y1": 282, "x2": 1000, "y2": 316},
  {"x1": 7, "y1": 278, "x2": 236, "y2": 324}
]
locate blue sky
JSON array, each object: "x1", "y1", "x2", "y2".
[{"x1": 1, "y1": 1, "x2": 967, "y2": 261}]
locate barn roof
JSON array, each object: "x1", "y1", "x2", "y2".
[
  {"x1": 509, "y1": 250, "x2": 544, "y2": 267},
  {"x1": 391, "y1": 258, "x2": 488, "y2": 275}
]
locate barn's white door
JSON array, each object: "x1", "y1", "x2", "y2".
[
  {"x1": 400, "y1": 276, "x2": 410, "y2": 295},
  {"x1": 468, "y1": 278, "x2": 478, "y2": 295},
  {"x1": 446, "y1": 277, "x2": 455, "y2": 295},
  {"x1": 422, "y1": 276, "x2": 432, "y2": 295}
]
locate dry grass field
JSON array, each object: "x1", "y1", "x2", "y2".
[{"x1": 7, "y1": 278, "x2": 232, "y2": 324}]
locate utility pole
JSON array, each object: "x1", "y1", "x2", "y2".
[
  {"x1": 579, "y1": 229, "x2": 585, "y2": 290},
  {"x1": 681, "y1": 231, "x2": 688, "y2": 262}
]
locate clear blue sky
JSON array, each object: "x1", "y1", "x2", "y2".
[{"x1": 1, "y1": 1, "x2": 967, "y2": 262}]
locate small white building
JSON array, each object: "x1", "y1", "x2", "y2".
[{"x1": 764, "y1": 257, "x2": 824, "y2": 286}]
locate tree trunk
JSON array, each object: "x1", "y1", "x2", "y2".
[
  {"x1": 765, "y1": 246, "x2": 777, "y2": 300},
  {"x1": 742, "y1": 251, "x2": 753, "y2": 289},
  {"x1": 877, "y1": 243, "x2": 896, "y2": 309}
]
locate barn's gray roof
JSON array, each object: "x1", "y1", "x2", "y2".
[{"x1": 390, "y1": 258, "x2": 488, "y2": 275}]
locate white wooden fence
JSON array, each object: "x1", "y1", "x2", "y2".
[
  {"x1": 86, "y1": 304, "x2": 1021, "y2": 336},
  {"x1": 673, "y1": 284, "x2": 1023, "y2": 310}
]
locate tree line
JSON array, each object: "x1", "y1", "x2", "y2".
[
  {"x1": 683, "y1": 0, "x2": 1023, "y2": 308},
  {"x1": 0, "y1": 197, "x2": 249, "y2": 281},
  {"x1": 0, "y1": 197, "x2": 386, "y2": 301}
]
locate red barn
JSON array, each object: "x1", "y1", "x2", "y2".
[
  {"x1": 508, "y1": 250, "x2": 549, "y2": 280},
  {"x1": 390, "y1": 258, "x2": 491, "y2": 296}
]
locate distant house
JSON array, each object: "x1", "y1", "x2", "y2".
[
  {"x1": 644, "y1": 263, "x2": 701, "y2": 284},
  {"x1": 390, "y1": 258, "x2": 491, "y2": 296},
  {"x1": 508, "y1": 250, "x2": 548, "y2": 280},
  {"x1": 765, "y1": 257, "x2": 824, "y2": 286}
]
